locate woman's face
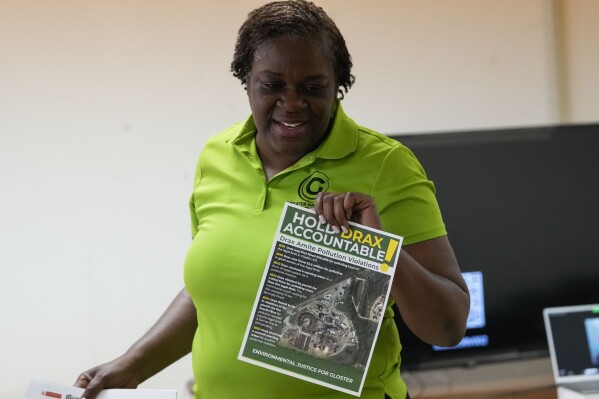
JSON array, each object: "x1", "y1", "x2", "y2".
[{"x1": 246, "y1": 35, "x2": 338, "y2": 166}]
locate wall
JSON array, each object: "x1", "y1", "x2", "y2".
[
  {"x1": 1, "y1": 1, "x2": 597, "y2": 398},
  {"x1": 555, "y1": 0, "x2": 599, "y2": 122}
]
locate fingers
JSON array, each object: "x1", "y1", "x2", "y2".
[
  {"x1": 73, "y1": 373, "x2": 91, "y2": 389},
  {"x1": 316, "y1": 192, "x2": 348, "y2": 233},
  {"x1": 81, "y1": 382, "x2": 103, "y2": 399},
  {"x1": 315, "y1": 192, "x2": 381, "y2": 231},
  {"x1": 74, "y1": 365, "x2": 139, "y2": 399},
  {"x1": 74, "y1": 371, "x2": 104, "y2": 399}
]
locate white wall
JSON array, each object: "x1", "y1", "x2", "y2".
[
  {"x1": 342, "y1": 0, "x2": 559, "y2": 132},
  {"x1": 557, "y1": 0, "x2": 599, "y2": 122},
  {"x1": 1, "y1": 1, "x2": 597, "y2": 398}
]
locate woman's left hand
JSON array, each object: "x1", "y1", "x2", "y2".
[{"x1": 314, "y1": 191, "x2": 382, "y2": 232}]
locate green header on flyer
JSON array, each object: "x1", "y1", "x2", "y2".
[{"x1": 280, "y1": 204, "x2": 402, "y2": 270}]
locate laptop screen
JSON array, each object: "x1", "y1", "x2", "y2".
[{"x1": 543, "y1": 304, "x2": 599, "y2": 384}]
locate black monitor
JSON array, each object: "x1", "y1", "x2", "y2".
[{"x1": 390, "y1": 123, "x2": 599, "y2": 370}]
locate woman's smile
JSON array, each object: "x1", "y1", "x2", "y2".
[{"x1": 273, "y1": 119, "x2": 309, "y2": 137}]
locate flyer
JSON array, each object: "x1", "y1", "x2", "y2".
[{"x1": 238, "y1": 202, "x2": 403, "y2": 396}]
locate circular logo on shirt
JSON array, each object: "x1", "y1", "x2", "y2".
[{"x1": 298, "y1": 171, "x2": 330, "y2": 202}]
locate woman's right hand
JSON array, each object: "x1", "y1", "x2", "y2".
[
  {"x1": 74, "y1": 288, "x2": 197, "y2": 399},
  {"x1": 74, "y1": 354, "x2": 142, "y2": 399}
]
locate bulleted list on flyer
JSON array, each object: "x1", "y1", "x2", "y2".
[{"x1": 238, "y1": 202, "x2": 403, "y2": 397}]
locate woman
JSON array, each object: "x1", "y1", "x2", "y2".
[{"x1": 75, "y1": 1, "x2": 470, "y2": 398}]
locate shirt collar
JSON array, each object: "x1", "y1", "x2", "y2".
[{"x1": 315, "y1": 101, "x2": 358, "y2": 160}]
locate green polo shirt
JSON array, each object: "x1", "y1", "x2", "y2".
[{"x1": 184, "y1": 103, "x2": 446, "y2": 398}]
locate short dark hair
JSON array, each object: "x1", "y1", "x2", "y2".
[{"x1": 231, "y1": 0, "x2": 355, "y2": 98}]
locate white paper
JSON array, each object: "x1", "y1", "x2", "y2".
[{"x1": 26, "y1": 379, "x2": 177, "y2": 399}]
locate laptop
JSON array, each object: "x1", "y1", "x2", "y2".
[{"x1": 543, "y1": 304, "x2": 599, "y2": 396}]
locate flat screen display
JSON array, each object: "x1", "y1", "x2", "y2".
[{"x1": 391, "y1": 124, "x2": 599, "y2": 370}]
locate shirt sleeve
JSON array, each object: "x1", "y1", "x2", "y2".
[
  {"x1": 373, "y1": 143, "x2": 447, "y2": 245},
  {"x1": 189, "y1": 194, "x2": 199, "y2": 239},
  {"x1": 189, "y1": 154, "x2": 203, "y2": 239}
]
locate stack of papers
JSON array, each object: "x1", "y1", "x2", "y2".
[{"x1": 26, "y1": 379, "x2": 177, "y2": 399}]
